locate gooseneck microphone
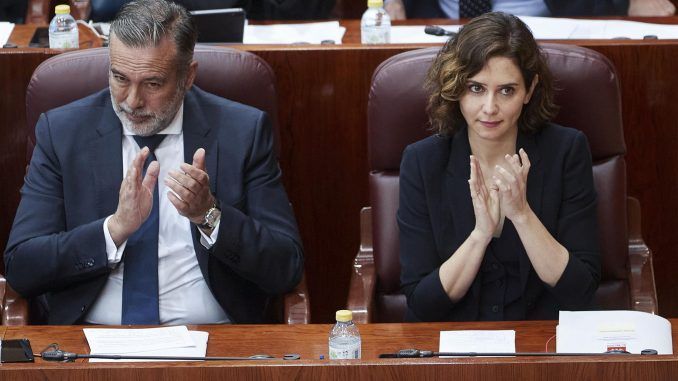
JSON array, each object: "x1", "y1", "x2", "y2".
[
  {"x1": 379, "y1": 348, "x2": 659, "y2": 358},
  {"x1": 424, "y1": 25, "x2": 456, "y2": 37}
]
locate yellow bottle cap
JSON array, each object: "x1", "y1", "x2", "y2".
[
  {"x1": 336, "y1": 309, "x2": 353, "y2": 322},
  {"x1": 367, "y1": 0, "x2": 383, "y2": 8},
  {"x1": 55, "y1": 4, "x2": 71, "y2": 14}
]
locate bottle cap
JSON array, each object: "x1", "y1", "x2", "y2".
[
  {"x1": 367, "y1": 0, "x2": 384, "y2": 8},
  {"x1": 335, "y1": 309, "x2": 353, "y2": 322},
  {"x1": 55, "y1": 5, "x2": 71, "y2": 14}
]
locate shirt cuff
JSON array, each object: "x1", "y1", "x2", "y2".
[
  {"x1": 103, "y1": 215, "x2": 127, "y2": 266},
  {"x1": 199, "y1": 219, "x2": 221, "y2": 249}
]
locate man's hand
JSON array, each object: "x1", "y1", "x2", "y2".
[
  {"x1": 628, "y1": 0, "x2": 675, "y2": 16},
  {"x1": 165, "y1": 148, "x2": 214, "y2": 225},
  {"x1": 108, "y1": 147, "x2": 159, "y2": 246}
]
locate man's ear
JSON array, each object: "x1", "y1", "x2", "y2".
[
  {"x1": 184, "y1": 60, "x2": 198, "y2": 89},
  {"x1": 524, "y1": 74, "x2": 539, "y2": 104}
]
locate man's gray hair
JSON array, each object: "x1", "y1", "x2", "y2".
[{"x1": 110, "y1": 0, "x2": 197, "y2": 68}]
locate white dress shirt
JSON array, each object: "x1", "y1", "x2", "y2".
[
  {"x1": 85, "y1": 104, "x2": 231, "y2": 325},
  {"x1": 439, "y1": 0, "x2": 551, "y2": 19}
]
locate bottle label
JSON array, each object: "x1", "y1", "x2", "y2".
[
  {"x1": 49, "y1": 32, "x2": 79, "y2": 49},
  {"x1": 361, "y1": 27, "x2": 391, "y2": 44},
  {"x1": 329, "y1": 340, "x2": 361, "y2": 359}
]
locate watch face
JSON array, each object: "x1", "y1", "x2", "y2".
[{"x1": 203, "y1": 207, "x2": 221, "y2": 228}]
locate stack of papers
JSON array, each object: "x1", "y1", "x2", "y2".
[
  {"x1": 557, "y1": 310, "x2": 673, "y2": 354},
  {"x1": 439, "y1": 330, "x2": 516, "y2": 356},
  {"x1": 0, "y1": 22, "x2": 14, "y2": 46},
  {"x1": 390, "y1": 16, "x2": 678, "y2": 44},
  {"x1": 84, "y1": 326, "x2": 209, "y2": 362},
  {"x1": 244, "y1": 21, "x2": 346, "y2": 44}
]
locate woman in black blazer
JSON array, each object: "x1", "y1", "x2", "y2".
[{"x1": 398, "y1": 12, "x2": 600, "y2": 322}]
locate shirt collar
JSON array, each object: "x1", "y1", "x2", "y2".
[{"x1": 122, "y1": 103, "x2": 184, "y2": 136}]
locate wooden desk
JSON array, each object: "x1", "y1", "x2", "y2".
[
  {"x1": 3, "y1": 20, "x2": 678, "y2": 323},
  {"x1": 1, "y1": 321, "x2": 677, "y2": 380}
]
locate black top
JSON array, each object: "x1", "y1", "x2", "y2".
[{"x1": 398, "y1": 124, "x2": 601, "y2": 322}]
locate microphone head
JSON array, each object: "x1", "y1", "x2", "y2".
[{"x1": 424, "y1": 25, "x2": 446, "y2": 36}]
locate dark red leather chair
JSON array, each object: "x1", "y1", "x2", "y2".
[
  {"x1": 1, "y1": 46, "x2": 309, "y2": 325},
  {"x1": 347, "y1": 44, "x2": 657, "y2": 323}
]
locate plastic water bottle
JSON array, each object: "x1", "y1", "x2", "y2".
[
  {"x1": 328, "y1": 309, "x2": 361, "y2": 359},
  {"x1": 360, "y1": 0, "x2": 391, "y2": 44},
  {"x1": 49, "y1": 4, "x2": 79, "y2": 49}
]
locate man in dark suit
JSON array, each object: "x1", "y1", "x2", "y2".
[{"x1": 4, "y1": 0, "x2": 303, "y2": 325}]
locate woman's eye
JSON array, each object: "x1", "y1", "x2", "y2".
[
  {"x1": 469, "y1": 84, "x2": 483, "y2": 93},
  {"x1": 500, "y1": 87, "x2": 515, "y2": 96}
]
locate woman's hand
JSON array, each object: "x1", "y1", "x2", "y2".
[
  {"x1": 469, "y1": 155, "x2": 500, "y2": 241},
  {"x1": 493, "y1": 148, "x2": 532, "y2": 223}
]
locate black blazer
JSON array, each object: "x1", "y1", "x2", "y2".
[
  {"x1": 402, "y1": 0, "x2": 628, "y2": 18},
  {"x1": 398, "y1": 124, "x2": 600, "y2": 322},
  {"x1": 5, "y1": 87, "x2": 304, "y2": 324}
]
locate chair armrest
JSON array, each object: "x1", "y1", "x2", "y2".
[
  {"x1": 283, "y1": 273, "x2": 310, "y2": 324},
  {"x1": 627, "y1": 196, "x2": 658, "y2": 314},
  {"x1": 347, "y1": 207, "x2": 376, "y2": 324},
  {"x1": 1, "y1": 274, "x2": 29, "y2": 325},
  {"x1": 26, "y1": 0, "x2": 51, "y2": 24}
]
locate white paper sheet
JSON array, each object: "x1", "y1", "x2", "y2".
[
  {"x1": 84, "y1": 326, "x2": 196, "y2": 354},
  {"x1": 520, "y1": 16, "x2": 678, "y2": 40},
  {"x1": 244, "y1": 21, "x2": 346, "y2": 44},
  {"x1": 439, "y1": 330, "x2": 516, "y2": 356},
  {"x1": 0, "y1": 22, "x2": 15, "y2": 46},
  {"x1": 390, "y1": 17, "x2": 678, "y2": 44},
  {"x1": 556, "y1": 310, "x2": 673, "y2": 354},
  {"x1": 88, "y1": 330, "x2": 209, "y2": 362}
]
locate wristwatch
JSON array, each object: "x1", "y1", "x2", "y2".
[{"x1": 198, "y1": 202, "x2": 221, "y2": 230}]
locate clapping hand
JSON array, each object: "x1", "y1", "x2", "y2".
[
  {"x1": 492, "y1": 148, "x2": 531, "y2": 223},
  {"x1": 469, "y1": 155, "x2": 500, "y2": 240}
]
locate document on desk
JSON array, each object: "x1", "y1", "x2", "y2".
[
  {"x1": 439, "y1": 330, "x2": 515, "y2": 356},
  {"x1": 556, "y1": 310, "x2": 673, "y2": 354},
  {"x1": 84, "y1": 326, "x2": 209, "y2": 362},
  {"x1": 0, "y1": 22, "x2": 14, "y2": 46},
  {"x1": 390, "y1": 17, "x2": 678, "y2": 43},
  {"x1": 243, "y1": 21, "x2": 346, "y2": 44}
]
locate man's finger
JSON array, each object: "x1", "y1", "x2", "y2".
[
  {"x1": 180, "y1": 163, "x2": 210, "y2": 185},
  {"x1": 141, "y1": 161, "x2": 160, "y2": 190},
  {"x1": 193, "y1": 148, "x2": 206, "y2": 171}
]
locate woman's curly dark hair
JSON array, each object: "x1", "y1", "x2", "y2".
[{"x1": 426, "y1": 12, "x2": 558, "y2": 136}]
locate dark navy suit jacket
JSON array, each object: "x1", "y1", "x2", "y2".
[
  {"x1": 4, "y1": 86, "x2": 304, "y2": 324},
  {"x1": 403, "y1": 0, "x2": 628, "y2": 18},
  {"x1": 398, "y1": 124, "x2": 601, "y2": 322}
]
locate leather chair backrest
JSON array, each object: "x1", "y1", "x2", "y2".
[
  {"x1": 26, "y1": 45, "x2": 278, "y2": 161},
  {"x1": 368, "y1": 44, "x2": 628, "y2": 322}
]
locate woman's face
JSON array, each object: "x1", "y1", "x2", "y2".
[{"x1": 459, "y1": 56, "x2": 537, "y2": 144}]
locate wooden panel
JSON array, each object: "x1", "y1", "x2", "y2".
[
  {"x1": 1, "y1": 322, "x2": 678, "y2": 380},
  {"x1": 3, "y1": 22, "x2": 678, "y2": 323}
]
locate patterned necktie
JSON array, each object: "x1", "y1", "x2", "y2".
[
  {"x1": 459, "y1": 0, "x2": 492, "y2": 18},
  {"x1": 121, "y1": 134, "x2": 167, "y2": 325}
]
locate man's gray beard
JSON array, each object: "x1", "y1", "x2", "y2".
[{"x1": 111, "y1": 85, "x2": 185, "y2": 136}]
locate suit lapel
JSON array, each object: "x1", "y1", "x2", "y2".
[
  {"x1": 443, "y1": 128, "x2": 482, "y2": 301},
  {"x1": 182, "y1": 88, "x2": 218, "y2": 192},
  {"x1": 444, "y1": 128, "x2": 475, "y2": 241},
  {"x1": 182, "y1": 88, "x2": 218, "y2": 274},
  {"x1": 516, "y1": 131, "x2": 543, "y2": 292},
  {"x1": 92, "y1": 94, "x2": 123, "y2": 218}
]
